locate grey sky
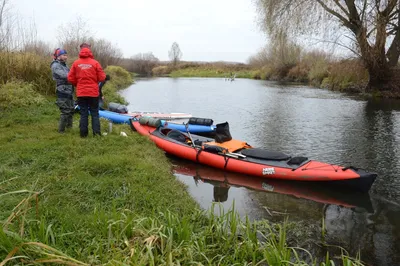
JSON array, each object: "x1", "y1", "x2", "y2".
[{"x1": 12, "y1": 0, "x2": 266, "y2": 63}]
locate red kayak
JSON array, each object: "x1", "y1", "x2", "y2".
[{"x1": 131, "y1": 120, "x2": 377, "y2": 193}]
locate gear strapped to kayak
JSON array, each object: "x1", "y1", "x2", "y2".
[
  {"x1": 130, "y1": 119, "x2": 378, "y2": 192},
  {"x1": 203, "y1": 139, "x2": 251, "y2": 153}
]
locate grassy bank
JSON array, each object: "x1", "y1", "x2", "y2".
[
  {"x1": 169, "y1": 67, "x2": 258, "y2": 79},
  {"x1": 149, "y1": 59, "x2": 378, "y2": 97},
  {"x1": 0, "y1": 104, "x2": 197, "y2": 264},
  {"x1": 151, "y1": 62, "x2": 257, "y2": 79}
]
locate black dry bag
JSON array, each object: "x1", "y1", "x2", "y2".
[
  {"x1": 214, "y1": 122, "x2": 232, "y2": 143},
  {"x1": 188, "y1": 117, "x2": 214, "y2": 126}
]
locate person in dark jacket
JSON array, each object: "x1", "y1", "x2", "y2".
[
  {"x1": 51, "y1": 48, "x2": 74, "y2": 133},
  {"x1": 68, "y1": 46, "x2": 106, "y2": 137},
  {"x1": 98, "y1": 74, "x2": 110, "y2": 110}
]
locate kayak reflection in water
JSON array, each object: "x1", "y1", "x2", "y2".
[{"x1": 173, "y1": 158, "x2": 374, "y2": 213}]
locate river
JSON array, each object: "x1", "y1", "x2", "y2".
[{"x1": 120, "y1": 77, "x2": 400, "y2": 266}]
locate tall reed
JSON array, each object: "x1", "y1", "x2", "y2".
[{"x1": 0, "y1": 52, "x2": 54, "y2": 95}]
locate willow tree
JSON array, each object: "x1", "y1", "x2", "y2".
[{"x1": 256, "y1": 0, "x2": 400, "y2": 92}]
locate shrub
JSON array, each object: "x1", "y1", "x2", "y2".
[
  {"x1": 323, "y1": 59, "x2": 368, "y2": 92},
  {"x1": 308, "y1": 60, "x2": 329, "y2": 86},
  {"x1": 152, "y1": 66, "x2": 170, "y2": 76},
  {"x1": 101, "y1": 65, "x2": 134, "y2": 106},
  {"x1": 0, "y1": 52, "x2": 54, "y2": 95},
  {"x1": 0, "y1": 80, "x2": 46, "y2": 110},
  {"x1": 128, "y1": 53, "x2": 159, "y2": 76},
  {"x1": 251, "y1": 70, "x2": 262, "y2": 79},
  {"x1": 302, "y1": 51, "x2": 330, "y2": 86},
  {"x1": 287, "y1": 62, "x2": 310, "y2": 82},
  {"x1": 260, "y1": 66, "x2": 274, "y2": 80},
  {"x1": 105, "y1": 65, "x2": 133, "y2": 90}
]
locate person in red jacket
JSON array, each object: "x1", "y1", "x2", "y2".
[{"x1": 68, "y1": 47, "x2": 106, "y2": 137}]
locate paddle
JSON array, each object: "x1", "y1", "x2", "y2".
[
  {"x1": 219, "y1": 152, "x2": 239, "y2": 159},
  {"x1": 228, "y1": 152, "x2": 246, "y2": 158},
  {"x1": 184, "y1": 123, "x2": 197, "y2": 149}
]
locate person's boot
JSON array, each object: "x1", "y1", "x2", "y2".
[
  {"x1": 80, "y1": 130, "x2": 88, "y2": 138},
  {"x1": 66, "y1": 116, "x2": 73, "y2": 129},
  {"x1": 58, "y1": 117, "x2": 67, "y2": 133}
]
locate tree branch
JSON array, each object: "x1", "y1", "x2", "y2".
[
  {"x1": 380, "y1": 0, "x2": 397, "y2": 17},
  {"x1": 344, "y1": 0, "x2": 362, "y2": 30},
  {"x1": 333, "y1": 0, "x2": 350, "y2": 17},
  {"x1": 308, "y1": 35, "x2": 360, "y2": 57},
  {"x1": 0, "y1": 0, "x2": 7, "y2": 28},
  {"x1": 316, "y1": 0, "x2": 354, "y2": 30},
  {"x1": 367, "y1": 26, "x2": 377, "y2": 38},
  {"x1": 386, "y1": 0, "x2": 400, "y2": 66},
  {"x1": 360, "y1": 0, "x2": 367, "y2": 22}
]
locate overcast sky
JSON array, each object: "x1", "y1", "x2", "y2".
[{"x1": 12, "y1": 0, "x2": 267, "y2": 63}]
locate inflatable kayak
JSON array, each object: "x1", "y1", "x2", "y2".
[
  {"x1": 173, "y1": 159, "x2": 374, "y2": 212},
  {"x1": 99, "y1": 110, "x2": 193, "y2": 124},
  {"x1": 131, "y1": 120, "x2": 377, "y2": 193}
]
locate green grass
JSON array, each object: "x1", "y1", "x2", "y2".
[
  {"x1": 0, "y1": 80, "x2": 47, "y2": 110},
  {"x1": 0, "y1": 102, "x2": 366, "y2": 265}
]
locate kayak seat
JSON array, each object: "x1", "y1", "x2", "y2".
[
  {"x1": 241, "y1": 148, "x2": 291, "y2": 161},
  {"x1": 287, "y1": 156, "x2": 308, "y2": 165},
  {"x1": 194, "y1": 139, "x2": 204, "y2": 146},
  {"x1": 167, "y1": 130, "x2": 189, "y2": 144}
]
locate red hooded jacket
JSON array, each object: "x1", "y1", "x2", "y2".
[{"x1": 68, "y1": 48, "x2": 106, "y2": 97}]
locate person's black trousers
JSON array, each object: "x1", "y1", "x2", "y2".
[{"x1": 77, "y1": 97, "x2": 101, "y2": 137}]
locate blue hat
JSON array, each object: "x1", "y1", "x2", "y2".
[{"x1": 56, "y1": 49, "x2": 67, "y2": 57}]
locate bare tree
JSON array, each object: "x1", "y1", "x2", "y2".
[
  {"x1": 0, "y1": 1, "x2": 47, "y2": 52},
  {"x1": 0, "y1": 0, "x2": 15, "y2": 51},
  {"x1": 248, "y1": 31, "x2": 301, "y2": 76},
  {"x1": 56, "y1": 16, "x2": 93, "y2": 57},
  {"x1": 23, "y1": 40, "x2": 52, "y2": 56},
  {"x1": 130, "y1": 52, "x2": 159, "y2": 76},
  {"x1": 268, "y1": 31, "x2": 301, "y2": 69},
  {"x1": 90, "y1": 38, "x2": 123, "y2": 67},
  {"x1": 168, "y1": 42, "x2": 182, "y2": 66},
  {"x1": 56, "y1": 17, "x2": 123, "y2": 67},
  {"x1": 255, "y1": 0, "x2": 400, "y2": 92}
]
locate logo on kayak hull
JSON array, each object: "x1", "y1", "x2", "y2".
[{"x1": 262, "y1": 167, "x2": 275, "y2": 175}]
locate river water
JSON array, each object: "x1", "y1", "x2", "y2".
[{"x1": 120, "y1": 78, "x2": 400, "y2": 266}]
